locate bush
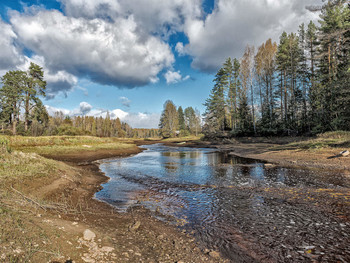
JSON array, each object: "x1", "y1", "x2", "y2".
[{"x1": 0, "y1": 137, "x2": 11, "y2": 154}]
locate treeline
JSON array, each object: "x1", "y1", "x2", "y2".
[
  {"x1": 158, "y1": 100, "x2": 201, "y2": 138},
  {"x1": 204, "y1": 1, "x2": 349, "y2": 137},
  {"x1": 33, "y1": 111, "x2": 158, "y2": 138},
  {"x1": 43, "y1": 111, "x2": 158, "y2": 138},
  {"x1": 0, "y1": 64, "x2": 157, "y2": 138}
]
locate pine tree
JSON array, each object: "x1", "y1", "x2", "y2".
[
  {"x1": 178, "y1": 106, "x2": 186, "y2": 133},
  {"x1": 203, "y1": 67, "x2": 228, "y2": 134},
  {"x1": 0, "y1": 70, "x2": 27, "y2": 135},
  {"x1": 24, "y1": 63, "x2": 46, "y2": 132}
]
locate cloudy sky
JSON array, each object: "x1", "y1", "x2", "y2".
[{"x1": 0, "y1": 0, "x2": 320, "y2": 128}]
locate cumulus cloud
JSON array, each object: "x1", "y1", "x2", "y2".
[
  {"x1": 119, "y1": 96, "x2": 131, "y2": 107},
  {"x1": 10, "y1": 9, "x2": 174, "y2": 87},
  {"x1": 79, "y1": 102, "x2": 92, "y2": 115},
  {"x1": 164, "y1": 70, "x2": 190, "y2": 84},
  {"x1": 45, "y1": 105, "x2": 71, "y2": 116},
  {"x1": 60, "y1": 0, "x2": 201, "y2": 37},
  {"x1": 17, "y1": 55, "x2": 78, "y2": 99},
  {"x1": 45, "y1": 102, "x2": 160, "y2": 128},
  {"x1": 0, "y1": 19, "x2": 24, "y2": 70},
  {"x1": 1, "y1": 0, "x2": 323, "y2": 92},
  {"x1": 182, "y1": 0, "x2": 320, "y2": 71}
]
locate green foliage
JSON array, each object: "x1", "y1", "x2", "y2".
[
  {"x1": 159, "y1": 100, "x2": 179, "y2": 138},
  {"x1": 204, "y1": 1, "x2": 350, "y2": 138},
  {"x1": 0, "y1": 136, "x2": 11, "y2": 154}
]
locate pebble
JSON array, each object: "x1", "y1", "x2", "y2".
[
  {"x1": 83, "y1": 229, "x2": 96, "y2": 241},
  {"x1": 129, "y1": 221, "x2": 141, "y2": 231},
  {"x1": 209, "y1": 251, "x2": 220, "y2": 259}
]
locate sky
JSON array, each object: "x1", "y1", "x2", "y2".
[{"x1": 0, "y1": 0, "x2": 320, "y2": 128}]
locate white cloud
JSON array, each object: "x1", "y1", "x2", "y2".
[
  {"x1": 164, "y1": 70, "x2": 190, "y2": 84},
  {"x1": 78, "y1": 102, "x2": 92, "y2": 115},
  {"x1": 60, "y1": 0, "x2": 202, "y2": 37},
  {"x1": 45, "y1": 105, "x2": 71, "y2": 116},
  {"x1": 17, "y1": 55, "x2": 78, "y2": 99},
  {"x1": 0, "y1": 19, "x2": 24, "y2": 70},
  {"x1": 182, "y1": 0, "x2": 320, "y2": 71},
  {"x1": 10, "y1": 9, "x2": 174, "y2": 87},
  {"x1": 110, "y1": 109, "x2": 129, "y2": 120},
  {"x1": 119, "y1": 96, "x2": 131, "y2": 107},
  {"x1": 175, "y1": 42, "x2": 186, "y2": 56}
]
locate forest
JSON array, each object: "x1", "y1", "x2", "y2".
[
  {"x1": 1, "y1": 1, "x2": 349, "y2": 139},
  {"x1": 203, "y1": 1, "x2": 349, "y2": 137},
  {"x1": 0, "y1": 63, "x2": 157, "y2": 138}
]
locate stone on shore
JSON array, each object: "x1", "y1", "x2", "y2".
[{"x1": 83, "y1": 229, "x2": 96, "y2": 241}]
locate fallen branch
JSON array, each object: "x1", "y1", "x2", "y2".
[{"x1": 10, "y1": 186, "x2": 47, "y2": 211}]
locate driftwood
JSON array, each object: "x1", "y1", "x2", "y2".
[
  {"x1": 328, "y1": 150, "x2": 349, "y2": 159},
  {"x1": 340, "y1": 150, "x2": 349, "y2": 157},
  {"x1": 10, "y1": 186, "x2": 47, "y2": 211}
]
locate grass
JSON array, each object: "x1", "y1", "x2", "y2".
[
  {"x1": 0, "y1": 135, "x2": 136, "y2": 261},
  {"x1": 271, "y1": 131, "x2": 350, "y2": 151},
  {"x1": 1, "y1": 135, "x2": 136, "y2": 155},
  {"x1": 0, "y1": 151, "x2": 60, "y2": 180},
  {"x1": 161, "y1": 135, "x2": 203, "y2": 142},
  {"x1": 0, "y1": 149, "x2": 73, "y2": 262}
]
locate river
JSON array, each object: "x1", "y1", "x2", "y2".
[{"x1": 96, "y1": 144, "x2": 350, "y2": 262}]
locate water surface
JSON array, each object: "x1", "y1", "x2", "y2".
[{"x1": 96, "y1": 144, "x2": 350, "y2": 262}]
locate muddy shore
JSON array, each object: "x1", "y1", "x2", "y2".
[
  {"x1": 163, "y1": 139, "x2": 350, "y2": 172},
  {"x1": 27, "y1": 143, "x2": 226, "y2": 263},
  {"x1": 5, "y1": 138, "x2": 349, "y2": 262}
]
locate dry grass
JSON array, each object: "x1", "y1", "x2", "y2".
[
  {"x1": 0, "y1": 151, "x2": 60, "y2": 180},
  {"x1": 1, "y1": 135, "x2": 136, "y2": 155},
  {"x1": 0, "y1": 149, "x2": 74, "y2": 262},
  {"x1": 161, "y1": 135, "x2": 203, "y2": 143},
  {"x1": 271, "y1": 131, "x2": 350, "y2": 151}
]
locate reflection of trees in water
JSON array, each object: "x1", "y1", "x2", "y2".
[{"x1": 162, "y1": 151, "x2": 202, "y2": 159}]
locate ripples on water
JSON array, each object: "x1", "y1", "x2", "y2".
[{"x1": 96, "y1": 144, "x2": 350, "y2": 262}]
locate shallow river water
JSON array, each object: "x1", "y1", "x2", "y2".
[{"x1": 96, "y1": 144, "x2": 350, "y2": 262}]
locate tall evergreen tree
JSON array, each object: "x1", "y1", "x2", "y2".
[
  {"x1": 24, "y1": 63, "x2": 46, "y2": 132},
  {"x1": 0, "y1": 70, "x2": 27, "y2": 135},
  {"x1": 178, "y1": 106, "x2": 186, "y2": 132},
  {"x1": 203, "y1": 67, "x2": 228, "y2": 134}
]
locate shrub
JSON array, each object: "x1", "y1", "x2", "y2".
[{"x1": 0, "y1": 137, "x2": 11, "y2": 154}]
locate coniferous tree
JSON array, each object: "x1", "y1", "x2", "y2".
[
  {"x1": 178, "y1": 106, "x2": 186, "y2": 134},
  {"x1": 0, "y1": 70, "x2": 27, "y2": 135},
  {"x1": 24, "y1": 63, "x2": 46, "y2": 132},
  {"x1": 203, "y1": 68, "x2": 228, "y2": 134}
]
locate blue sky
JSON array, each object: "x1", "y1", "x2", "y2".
[{"x1": 0, "y1": 0, "x2": 319, "y2": 128}]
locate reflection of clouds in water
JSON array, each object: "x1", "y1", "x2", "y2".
[{"x1": 96, "y1": 144, "x2": 350, "y2": 262}]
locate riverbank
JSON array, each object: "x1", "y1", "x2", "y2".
[
  {"x1": 167, "y1": 133, "x2": 350, "y2": 172},
  {"x1": 1, "y1": 134, "x2": 349, "y2": 262},
  {"x1": 0, "y1": 136, "x2": 225, "y2": 262}
]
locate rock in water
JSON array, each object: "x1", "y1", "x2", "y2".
[
  {"x1": 340, "y1": 150, "x2": 349, "y2": 157},
  {"x1": 83, "y1": 229, "x2": 96, "y2": 241}
]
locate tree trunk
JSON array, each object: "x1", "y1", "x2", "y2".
[
  {"x1": 25, "y1": 92, "x2": 29, "y2": 132},
  {"x1": 250, "y1": 84, "x2": 256, "y2": 134}
]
